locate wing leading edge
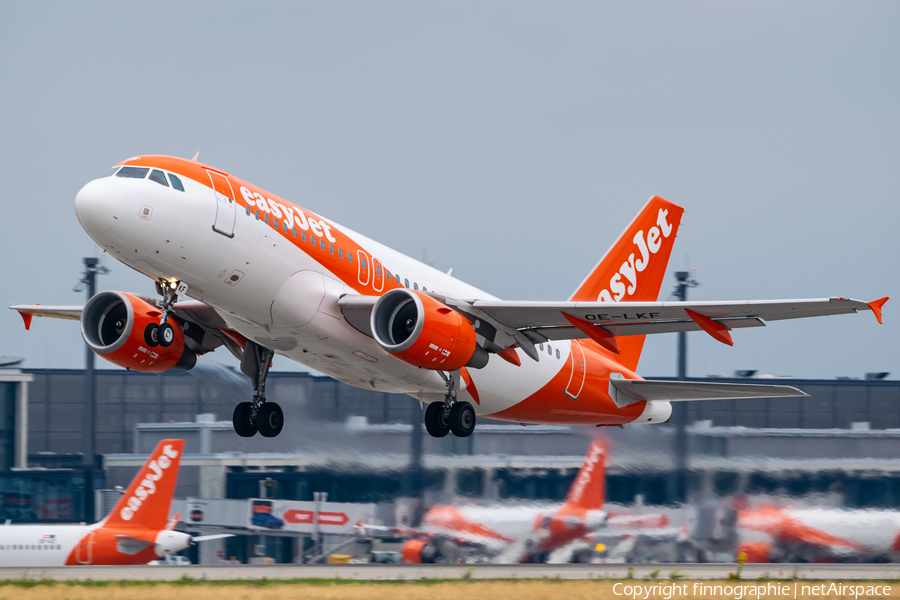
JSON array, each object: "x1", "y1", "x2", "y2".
[{"x1": 472, "y1": 296, "x2": 887, "y2": 347}]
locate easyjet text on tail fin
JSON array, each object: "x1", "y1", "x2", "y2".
[
  {"x1": 103, "y1": 439, "x2": 184, "y2": 531},
  {"x1": 563, "y1": 440, "x2": 606, "y2": 512},
  {"x1": 569, "y1": 196, "x2": 683, "y2": 371}
]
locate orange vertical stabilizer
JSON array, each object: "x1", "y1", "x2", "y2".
[
  {"x1": 569, "y1": 196, "x2": 684, "y2": 372},
  {"x1": 102, "y1": 439, "x2": 184, "y2": 531}
]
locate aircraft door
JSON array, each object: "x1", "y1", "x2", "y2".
[
  {"x1": 564, "y1": 340, "x2": 586, "y2": 400},
  {"x1": 76, "y1": 531, "x2": 95, "y2": 565},
  {"x1": 208, "y1": 170, "x2": 236, "y2": 238},
  {"x1": 372, "y1": 257, "x2": 384, "y2": 292},
  {"x1": 357, "y1": 250, "x2": 370, "y2": 285}
]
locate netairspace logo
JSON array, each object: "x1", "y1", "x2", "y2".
[{"x1": 612, "y1": 582, "x2": 892, "y2": 600}]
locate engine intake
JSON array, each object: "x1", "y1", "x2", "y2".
[
  {"x1": 81, "y1": 291, "x2": 195, "y2": 372},
  {"x1": 370, "y1": 289, "x2": 487, "y2": 370}
]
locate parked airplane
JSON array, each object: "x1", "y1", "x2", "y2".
[
  {"x1": 11, "y1": 156, "x2": 888, "y2": 439},
  {"x1": 403, "y1": 439, "x2": 672, "y2": 563},
  {"x1": 0, "y1": 439, "x2": 227, "y2": 566},
  {"x1": 736, "y1": 501, "x2": 900, "y2": 563}
]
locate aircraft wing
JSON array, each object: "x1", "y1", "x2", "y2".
[
  {"x1": 8, "y1": 305, "x2": 83, "y2": 322},
  {"x1": 472, "y1": 297, "x2": 885, "y2": 341},
  {"x1": 10, "y1": 299, "x2": 240, "y2": 360},
  {"x1": 339, "y1": 293, "x2": 887, "y2": 359}
]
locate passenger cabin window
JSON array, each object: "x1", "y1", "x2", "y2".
[
  {"x1": 320, "y1": 239, "x2": 325, "y2": 250},
  {"x1": 292, "y1": 228, "x2": 297, "y2": 238},
  {"x1": 246, "y1": 206, "x2": 251, "y2": 216},
  {"x1": 556, "y1": 349, "x2": 560, "y2": 359},
  {"x1": 413, "y1": 282, "x2": 418, "y2": 290},
  {"x1": 102, "y1": 167, "x2": 119, "y2": 177},
  {"x1": 404, "y1": 278, "x2": 409, "y2": 288},
  {"x1": 375, "y1": 265, "x2": 381, "y2": 276},
  {"x1": 361, "y1": 256, "x2": 367, "y2": 269},
  {"x1": 116, "y1": 166, "x2": 149, "y2": 179},
  {"x1": 348, "y1": 253, "x2": 353, "y2": 264},
  {"x1": 149, "y1": 170, "x2": 169, "y2": 187},
  {"x1": 168, "y1": 173, "x2": 185, "y2": 191},
  {"x1": 301, "y1": 231, "x2": 306, "y2": 241},
  {"x1": 329, "y1": 243, "x2": 334, "y2": 254},
  {"x1": 338, "y1": 248, "x2": 343, "y2": 259}
]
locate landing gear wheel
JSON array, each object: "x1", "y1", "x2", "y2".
[
  {"x1": 158, "y1": 323, "x2": 175, "y2": 347},
  {"x1": 232, "y1": 402, "x2": 257, "y2": 437},
  {"x1": 424, "y1": 402, "x2": 451, "y2": 438},
  {"x1": 257, "y1": 402, "x2": 284, "y2": 438},
  {"x1": 144, "y1": 323, "x2": 159, "y2": 347},
  {"x1": 450, "y1": 401, "x2": 476, "y2": 437}
]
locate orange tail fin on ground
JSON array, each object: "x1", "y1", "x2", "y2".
[
  {"x1": 563, "y1": 440, "x2": 606, "y2": 511},
  {"x1": 102, "y1": 439, "x2": 184, "y2": 530},
  {"x1": 569, "y1": 196, "x2": 684, "y2": 371}
]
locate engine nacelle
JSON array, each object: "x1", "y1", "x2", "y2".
[
  {"x1": 80, "y1": 291, "x2": 195, "y2": 372},
  {"x1": 370, "y1": 289, "x2": 487, "y2": 370},
  {"x1": 401, "y1": 539, "x2": 438, "y2": 564}
]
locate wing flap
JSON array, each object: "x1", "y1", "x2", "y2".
[
  {"x1": 609, "y1": 376, "x2": 808, "y2": 408},
  {"x1": 529, "y1": 317, "x2": 765, "y2": 341}
]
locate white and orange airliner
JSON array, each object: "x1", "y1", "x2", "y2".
[
  {"x1": 0, "y1": 439, "x2": 227, "y2": 566},
  {"x1": 11, "y1": 155, "x2": 888, "y2": 438}
]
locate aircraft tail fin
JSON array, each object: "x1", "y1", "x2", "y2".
[
  {"x1": 103, "y1": 439, "x2": 184, "y2": 531},
  {"x1": 563, "y1": 440, "x2": 606, "y2": 511},
  {"x1": 568, "y1": 196, "x2": 684, "y2": 371}
]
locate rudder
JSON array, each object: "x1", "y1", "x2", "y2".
[
  {"x1": 102, "y1": 439, "x2": 184, "y2": 530},
  {"x1": 569, "y1": 196, "x2": 683, "y2": 371},
  {"x1": 564, "y1": 440, "x2": 606, "y2": 511}
]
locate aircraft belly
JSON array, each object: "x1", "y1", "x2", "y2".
[{"x1": 469, "y1": 345, "x2": 568, "y2": 416}]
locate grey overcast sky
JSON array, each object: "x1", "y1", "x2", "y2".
[{"x1": 1, "y1": 1, "x2": 897, "y2": 379}]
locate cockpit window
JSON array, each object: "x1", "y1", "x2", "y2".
[
  {"x1": 116, "y1": 166, "x2": 149, "y2": 179},
  {"x1": 149, "y1": 170, "x2": 169, "y2": 187},
  {"x1": 102, "y1": 167, "x2": 119, "y2": 177},
  {"x1": 168, "y1": 173, "x2": 185, "y2": 192}
]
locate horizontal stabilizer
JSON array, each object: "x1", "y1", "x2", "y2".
[
  {"x1": 609, "y1": 376, "x2": 807, "y2": 408},
  {"x1": 193, "y1": 534, "x2": 234, "y2": 543},
  {"x1": 115, "y1": 534, "x2": 154, "y2": 555}
]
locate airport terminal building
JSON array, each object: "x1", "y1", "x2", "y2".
[{"x1": 2, "y1": 364, "x2": 900, "y2": 562}]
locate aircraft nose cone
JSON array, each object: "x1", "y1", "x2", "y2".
[{"x1": 75, "y1": 178, "x2": 125, "y2": 236}]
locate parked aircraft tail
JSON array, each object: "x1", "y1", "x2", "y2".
[
  {"x1": 563, "y1": 439, "x2": 606, "y2": 512},
  {"x1": 102, "y1": 439, "x2": 184, "y2": 530}
]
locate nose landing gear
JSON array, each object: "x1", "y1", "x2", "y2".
[
  {"x1": 146, "y1": 279, "x2": 188, "y2": 348},
  {"x1": 233, "y1": 341, "x2": 284, "y2": 437},
  {"x1": 425, "y1": 371, "x2": 476, "y2": 438}
]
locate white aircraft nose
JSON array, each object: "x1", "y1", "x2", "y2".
[{"x1": 74, "y1": 177, "x2": 125, "y2": 236}]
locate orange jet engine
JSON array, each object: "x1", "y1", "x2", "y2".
[
  {"x1": 80, "y1": 291, "x2": 195, "y2": 372},
  {"x1": 370, "y1": 289, "x2": 487, "y2": 371}
]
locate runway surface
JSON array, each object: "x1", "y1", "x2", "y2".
[{"x1": 1, "y1": 563, "x2": 900, "y2": 581}]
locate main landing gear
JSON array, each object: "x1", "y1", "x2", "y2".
[
  {"x1": 234, "y1": 341, "x2": 284, "y2": 438},
  {"x1": 424, "y1": 371, "x2": 476, "y2": 438},
  {"x1": 145, "y1": 279, "x2": 188, "y2": 348}
]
